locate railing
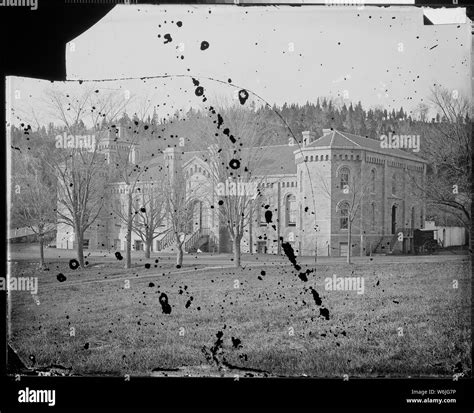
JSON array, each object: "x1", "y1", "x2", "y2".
[
  {"x1": 371, "y1": 236, "x2": 385, "y2": 254},
  {"x1": 156, "y1": 230, "x2": 175, "y2": 251},
  {"x1": 184, "y1": 227, "x2": 218, "y2": 252},
  {"x1": 184, "y1": 229, "x2": 202, "y2": 252},
  {"x1": 389, "y1": 228, "x2": 415, "y2": 252},
  {"x1": 156, "y1": 227, "x2": 219, "y2": 252}
]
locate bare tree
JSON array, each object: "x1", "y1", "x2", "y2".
[
  {"x1": 408, "y1": 86, "x2": 471, "y2": 245},
  {"x1": 197, "y1": 103, "x2": 278, "y2": 267},
  {"x1": 414, "y1": 102, "x2": 430, "y2": 122},
  {"x1": 161, "y1": 163, "x2": 195, "y2": 267},
  {"x1": 319, "y1": 169, "x2": 372, "y2": 264},
  {"x1": 11, "y1": 151, "x2": 56, "y2": 269},
  {"x1": 114, "y1": 177, "x2": 168, "y2": 259},
  {"x1": 110, "y1": 130, "x2": 143, "y2": 269},
  {"x1": 45, "y1": 88, "x2": 128, "y2": 267},
  {"x1": 108, "y1": 100, "x2": 161, "y2": 267}
]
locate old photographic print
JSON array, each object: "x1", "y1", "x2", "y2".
[{"x1": 5, "y1": 3, "x2": 472, "y2": 383}]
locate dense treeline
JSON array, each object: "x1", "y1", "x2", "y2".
[{"x1": 12, "y1": 98, "x2": 466, "y2": 157}]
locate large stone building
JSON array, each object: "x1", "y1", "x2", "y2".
[{"x1": 56, "y1": 128, "x2": 427, "y2": 257}]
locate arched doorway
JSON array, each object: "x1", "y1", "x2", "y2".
[{"x1": 391, "y1": 205, "x2": 397, "y2": 234}]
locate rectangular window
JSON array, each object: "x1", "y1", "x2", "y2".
[
  {"x1": 286, "y1": 195, "x2": 297, "y2": 226},
  {"x1": 260, "y1": 203, "x2": 267, "y2": 226},
  {"x1": 257, "y1": 241, "x2": 267, "y2": 254},
  {"x1": 340, "y1": 216, "x2": 348, "y2": 230},
  {"x1": 339, "y1": 202, "x2": 349, "y2": 230}
]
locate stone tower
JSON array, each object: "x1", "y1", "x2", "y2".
[{"x1": 294, "y1": 130, "x2": 333, "y2": 256}]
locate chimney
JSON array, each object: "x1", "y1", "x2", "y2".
[
  {"x1": 302, "y1": 131, "x2": 316, "y2": 147},
  {"x1": 322, "y1": 128, "x2": 332, "y2": 135}
]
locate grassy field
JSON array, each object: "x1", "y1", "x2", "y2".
[{"x1": 8, "y1": 255, "x2": 472, "y2": 377}]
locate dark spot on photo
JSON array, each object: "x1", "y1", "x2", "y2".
[
  {"x1": 229, "y1": 159, "x2": 240, "y2": 169},
  {"x1": 238, "y1": 89, "x2": 249, "y2": 105},
  {"x1": 159, "y1": 293, "x2": 172, "y2": 314},
  {"x1": 195, "y1": 86, "x2": 204, "y2": 97}
]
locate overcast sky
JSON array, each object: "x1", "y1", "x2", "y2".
[{"x1": 8, "y1": 4, "x2": 471, "y2": 127}]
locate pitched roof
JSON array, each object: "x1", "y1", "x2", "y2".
[
  {"x1": 182, "y1": 145, "x2": 298, "y2": 175},
  {"x1": 306, "y1": 129, "x2": 426, "y2": 163}
]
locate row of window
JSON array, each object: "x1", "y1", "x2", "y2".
[
  {"x1": 185, "y1": 165, "x2": 211, "y2": 179},
  {"x1": 258, "y1": 194, "x2": 297, "y2": 227},
  {"x1": 304, "y1": 154, "x2": 329, "y2": 162},
  {"x1": 338, "y1": 203, "x2": 421, "y2": 231},
  {"x1": 337, "y1": 167, "x2": 401, "y2": 195},
  {"x1": 304, "y1": 154, "x2": 361, "y2": 162},
  {"x1": 256, "y1": 196, "x2": 421, "y2": 232}
]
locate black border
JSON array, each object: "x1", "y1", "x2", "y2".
[{"x1": 0, "y1": 1, "x2": 473, "y2": 410}]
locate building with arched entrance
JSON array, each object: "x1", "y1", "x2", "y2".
[{"x1": 56, "y1": 128, "x2": 427, "y2": 257}]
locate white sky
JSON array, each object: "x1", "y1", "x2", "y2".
[{"x1": 7, "y1": 4, "x2": 471, "y2": 127}]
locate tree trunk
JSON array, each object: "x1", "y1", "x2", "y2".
[
  {"x1": 249, "y1": 208, "x2": 253, "y2": 254},
  {"x1": 125, "y1": 191, "x2": 132, "y2": 269},
  {"x1": 145, "y1": 238, "x2": 151, "y2": 259},
  {"x1": 232, "y1": 236, "x2": 241, "y2": 268},
  {"x1": 76, "y1": 231, "x2": 85, "y2": 268},
  {"x1": 176, "y1": 243, "x2": 184, "y2": 267},
  {"x1": 347, "y1": 221, "x2": 352, "y2": 264},
  {"x1": 39, "y1": 233, "x2": 45, "y2": 269}
]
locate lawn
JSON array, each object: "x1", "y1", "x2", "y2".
[{"x1": 8, "y1": 255, "x2": 472, "y2": 377}]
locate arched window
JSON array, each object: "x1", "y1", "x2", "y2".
[
  {"x1": 339, "y1": 167, "x2": 350, "y2": 190},
  {"x1": 338, "y1": 201, "x2": 349, "y2": 230},
  {"x1": 371, "y1": 169, "x2": 376, "y2": 192},
  {"x1": 392, "y1": 173, "x2": 397, "y2": 195},
  {"x1": 286, "y1": 194, "x2": 297, "y2": 227}
]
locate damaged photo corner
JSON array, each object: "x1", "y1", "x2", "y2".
[{"x1": 4, "y1": 1, "x2": 472, "y2": 404}]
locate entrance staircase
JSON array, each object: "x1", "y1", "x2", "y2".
[
  {"x1": 371, "y1": 228, "x2": 414, "y2": 254},
  {"x1": 156, "y1": 228, "x2": 218, "y2": 253},
  {"x1": 184, "y1": 228, "x2": 218, "y2": 253}
]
